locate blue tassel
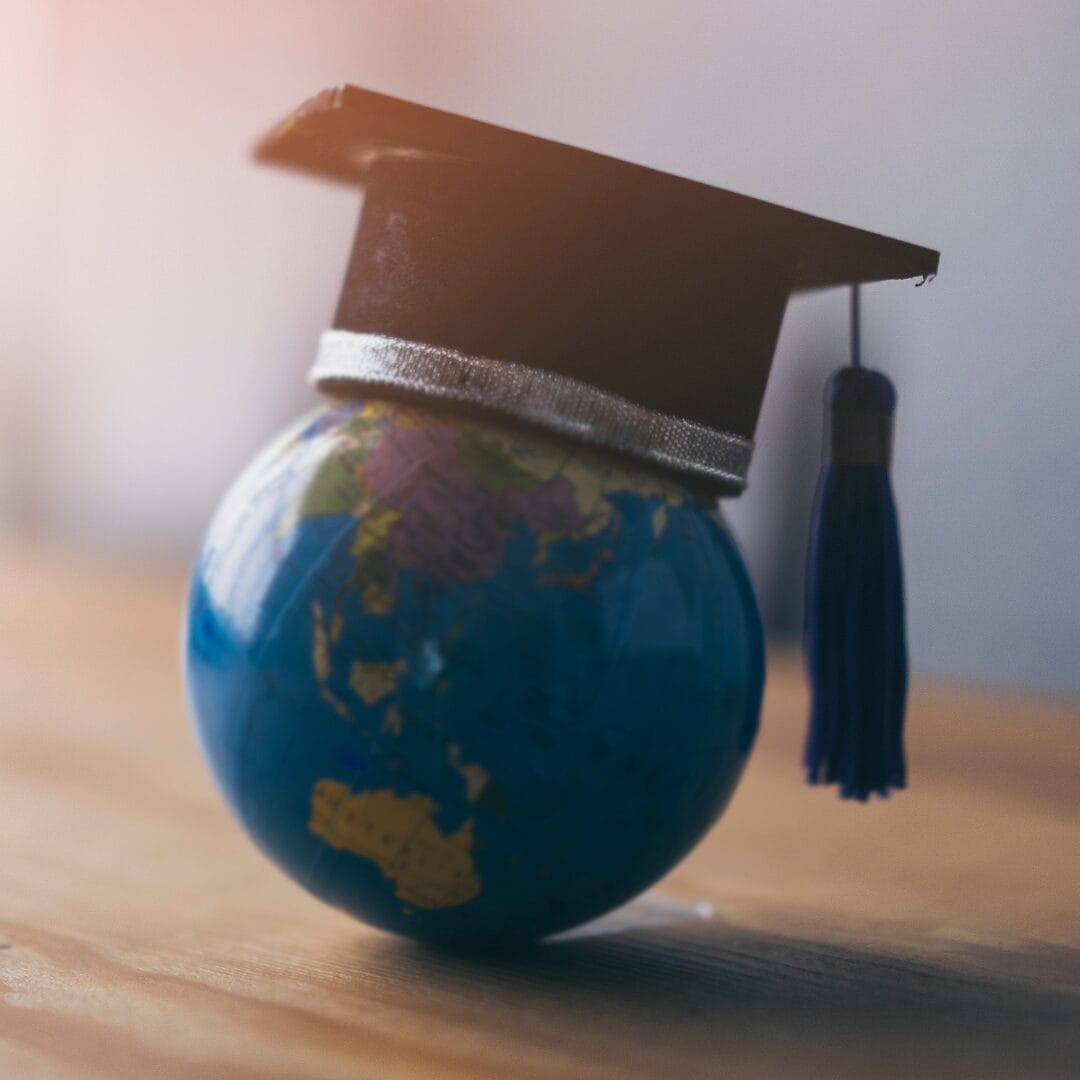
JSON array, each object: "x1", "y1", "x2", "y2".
[{"x1": 804, "y1": 358, "x2": 907, "y2": 801}]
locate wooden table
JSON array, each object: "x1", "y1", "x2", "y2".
[{"x1": 1, "y1": 542, "x2": 1077, "y2": 1078}]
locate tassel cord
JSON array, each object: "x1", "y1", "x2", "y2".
[{"x1": 802, "y1": 285, "x2": 908, "y2": 800}]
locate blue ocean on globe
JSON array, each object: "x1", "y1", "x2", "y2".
[{"x1": 184, "y1": 397, "x2": 763, "y2": 946}]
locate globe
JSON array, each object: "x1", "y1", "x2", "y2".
[{"x1": 184, "y1": 396, "x2": 764, "y2": 947}]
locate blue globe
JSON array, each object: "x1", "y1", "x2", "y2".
[{"x1": 184, "y1": 396, "x2": 763, "y2": 946}]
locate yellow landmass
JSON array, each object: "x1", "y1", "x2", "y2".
[
  {"x1": 358, "y1": 399, "x2": 424, "y2": 430},
  {"x1": 620, "y1": 468, "x2": 687, "y2": 505},
  {"x1": 319, "y1": 685, "x2": 353, "y2": 722},
  {"x1": 536, "y1": 547, "x2": 615, "y2": 590},
  {"x1": 530, "y1": 529, "x2": 561, "y2": 567},
  {"x1": 349, "y1": 502, "x2": 402, "y2": 560},
  {"x1": 651, "y1": 504, "x2": 667, "y2": 538},
  {"x1": 308, "y1": 780, "x2": 481, "y2": 910},
  {"x1": 311, "y1": 602, "x2": 331, "y2": 682},
  {"x1": 357, "y1": 400, "x2": 391, "y2": 423},
  {"x1": 311, "y1": 603, "x2": 353, "y2": 721},
  {"x1": 349, "y1": 659, "x2": 408, "y2": 705},
  {"x1": 348, "y1": 502, "x2": 403, "y2": 614},
  {"x1": 361, "y1": 582, "x2": 395, "y2": 615},
  {"x1": 382, "y1": 704, "x2": 404, "y2": 735},
  {"x1": 446, "y1": 743, "x2": 490, "y2": 803},
  {"x1": 560, "y1": 459, "x2": 616, "y2": 523}
]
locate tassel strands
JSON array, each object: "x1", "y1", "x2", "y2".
[{"x1": 803, "y1": 286, "x2": 908, "y2": 800}]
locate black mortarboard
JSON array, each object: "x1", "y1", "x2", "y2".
[
  {"x1": 257, "y1": 84, "x2": 938, "y2": 495},
  {"x1": 257, "y1": 85, "x2": 940, "y2": 801}
]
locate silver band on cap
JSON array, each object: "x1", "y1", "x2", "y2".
[{"x1": 311, "y1": 330, "x2": 753, "y2": 489}]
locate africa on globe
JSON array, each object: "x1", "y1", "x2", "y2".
[{"x1": 184, "y1": 397, "x2": 763, "y2": 946}]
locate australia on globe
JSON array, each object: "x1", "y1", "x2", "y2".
[{"x1": 185, "y1": 397, "x2": 763, "y2": 946}]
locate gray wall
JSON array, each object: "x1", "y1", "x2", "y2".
[{"x1": 1, "y1": 1, "x2": 1078, "y2": 693}]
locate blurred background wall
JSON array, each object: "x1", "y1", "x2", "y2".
[{"x1": 1, "y1": 0, "x2": 1077, "y2": 694}]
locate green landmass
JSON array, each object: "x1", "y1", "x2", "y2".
[
  {"x1": 456, "y1": 428, "x2": 539, "y2": 492},
  {"x1": 298, "y1": 446, "x2": 368, "y2": 519}
]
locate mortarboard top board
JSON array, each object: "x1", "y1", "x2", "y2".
[{"x1": 257, "y1": 85, "x2": 939, "y2": 494}]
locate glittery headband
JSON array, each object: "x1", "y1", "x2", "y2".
[{"x1": 310, "y1": 330, "x2": 754, "y2": 491}]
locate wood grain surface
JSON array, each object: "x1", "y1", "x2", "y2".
[{"x1": 1, "y1": 541, "x2": 1077, "y2": 1078}]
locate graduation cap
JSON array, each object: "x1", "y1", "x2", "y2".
[{"x1": 257, "y1": 85, "x2": 940, "y2": 800}]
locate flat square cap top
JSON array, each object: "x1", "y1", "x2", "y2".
[{"x1": 258, "y1": 85, "x2": 939, "y2": 292}]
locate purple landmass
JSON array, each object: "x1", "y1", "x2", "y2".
[{"x1": 361, "y1": 420, "x2": 584, "y2": 583}]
